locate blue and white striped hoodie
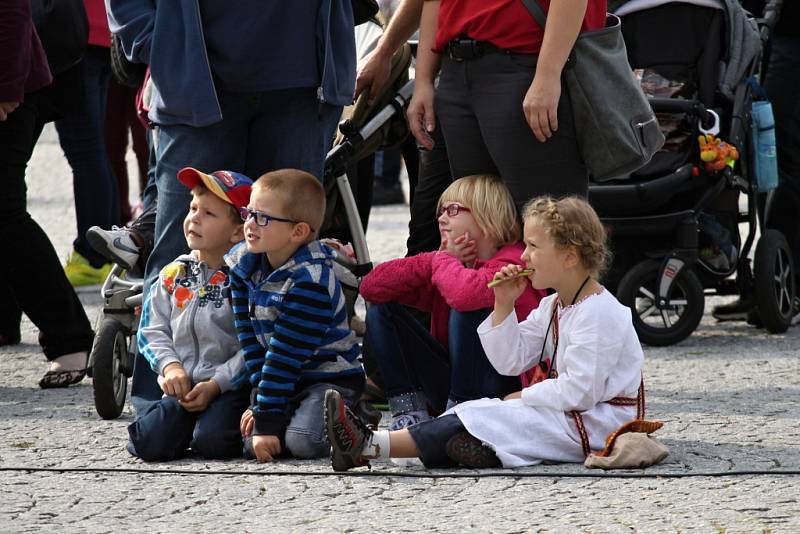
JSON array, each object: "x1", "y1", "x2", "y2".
[{"x1": 225, "y1": 240, "x2": 363, "y2": 437}]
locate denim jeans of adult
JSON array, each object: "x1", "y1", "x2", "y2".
[
  {"x1": 54, "y1": 46, "x2": 120, "y2": 268},
  {"x1": 435, "y1": 53, "x2": 588, "y2": 209},
  {"x1": 0, "y1": 91, "x2": 94, "y2": 358},
  {"x1": 366, "y1": 302, "x2": 520, "y2": 414},
  {"x1": 131, "y1": 87, "x2": 342, "y2": 413},
  {"x1": 127, "y1": 387, "x2": 250, "y2": 461}
]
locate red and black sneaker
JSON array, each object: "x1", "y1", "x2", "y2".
[
  {"x1": 445, "y1": 432, "x2": 501, "y2": 468},
  {"x1": 324, "y1": 389, "x2": 372, "y2": 471}
]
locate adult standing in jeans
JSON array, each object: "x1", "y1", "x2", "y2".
[
  {"x1": 0, "y1": 0, "x2": 95, "y2": 387},
  {"x1": 57, "y1": 0, "x2": 120, "y2": 288},
  {"x1": 408, "y1": 0, "x2": 606, "y2": 208},
  {"x1": 107, "y1": 0, "x2": 357, "y2": 412}
]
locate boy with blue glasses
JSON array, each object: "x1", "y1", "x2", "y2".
[{"x1": 227, "y1": 169, "x2": 364, "y2": 462}]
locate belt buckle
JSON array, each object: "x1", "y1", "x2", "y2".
[{"x1": 449, "y1": 39, "x2": 479, "y2": 61}]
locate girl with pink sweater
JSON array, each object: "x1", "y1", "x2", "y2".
[{"x1": 360, "y1": 175, "x2": 545, "y2": 430}]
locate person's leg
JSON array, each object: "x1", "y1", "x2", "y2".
[
  {"x1": 55, "y1": 46, "x2": 121, "y2": 268},
  {"x1": 126, "y1": 88, "x2": 150, "y2": 194},
  {"x1": 0, "y1": 93, "x2": 94, "y2": 360},
  {"x1": 448, "y1": 309, "x2": 521, "y2": 406},
  {"x1": 245, "y1": 87, "x2": 342, "y2": 181},
  {"x1": 127, "y1": 396, "x2": 196, "y2": 461},
  {"x1": 366, "y1": 302, "x2": 451, "y2": 419},
  {"x1": 406, "y1": 122, "x2": 452, "y2": 256},
  {"x1": 764, "y1": 36, "x2": 800, "y2": 288},
  {"x1": 469, "y1": 53, "x2": 588, "y2": 207},
  {"x1": 105, "y1": 79, "x2": 132, "y2": 223},
  {"x1": 284, "y1": 383, "x2": 359, "y2": 459},
  {"x1": 435, "y1": 58, "x2": 498, "y2": 181},
  {"x1": 191, "y1": 387, "x2": 251, "y2": 459}
]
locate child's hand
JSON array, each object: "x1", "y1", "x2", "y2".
[
  {"x1": 161, "y1": 363, "x2": 191, "y2": 399},
  {"x1": 240, "y1": 409, "x2": 254, "y2": 437},
  {"x1": 503, "y1": 391, "x2": 522, "y2": 401},
  {"x1": 443, "y1": 232, "x2": 477, "y2": 266},
  {"x1": 491, "y1": 264, "x2": 529, "y2": 304},
  {"x1": 178, "y1": 380, "x2": 221, "y2": 412},
  {"x1": 252, "y1": 435, "x2": 282, "y2": 463}
]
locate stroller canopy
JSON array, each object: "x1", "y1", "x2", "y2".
[{"x1": 611, "y1": 0, "x2": 761, "y2": 99}]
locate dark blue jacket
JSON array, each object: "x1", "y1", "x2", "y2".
[{"x1": 105, "y1": 0, "x2": 356, "y2": 127}]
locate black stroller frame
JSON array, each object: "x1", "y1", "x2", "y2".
[{"x1": 589, "y1": 0, "x2": 795, "y2": 346}]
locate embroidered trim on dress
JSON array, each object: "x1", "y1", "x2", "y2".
[{"x1": 557, "y1": 287, "x2": 606, "y2": 315}]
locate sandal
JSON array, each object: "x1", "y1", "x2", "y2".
[{"x1": 38, "y1": 368, "x2": 87, "y2": 389}]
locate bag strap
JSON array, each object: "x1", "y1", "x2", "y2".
[{"x1": 520, "y1": 0, "x2": 548, "y2": 29}]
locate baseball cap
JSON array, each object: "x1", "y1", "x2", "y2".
[{"x1": 177, "y1": 167, "x2": 253, "y2": 210}]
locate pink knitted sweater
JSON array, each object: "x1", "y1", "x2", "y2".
[{"x1": 360, "y1": 243, "x2": 545, "y2": 349}]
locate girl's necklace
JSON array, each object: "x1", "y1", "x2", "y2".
[{"x1": 536, "y1": 275, "x2": 592, "y2": 378}]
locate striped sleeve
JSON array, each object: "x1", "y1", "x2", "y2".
[
  {"x1": 252, "y1": 281, "x2": 333, "y2": 437},
  {"x1": 229, "y1": 273, "x2": 266, "y2": 390}
]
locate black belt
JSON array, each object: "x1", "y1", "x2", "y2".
[{"x1": 446, "y1": 38, "x2": 509, "y2": 61}]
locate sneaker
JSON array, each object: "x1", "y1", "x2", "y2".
[
  {"x1": 86, "y1": 226, "x2": 141, "y2": 270},
  {"x1": 64, "y1": 250, "x2": 113, "y2": 288},
  {"x1": 324, "y1": 389, "x2": 372, "y2": 472},
  {"x1": 388, "y1": 410, "x2": 432, "y2": 431},
  {"x1": 444, "y1": 432, "x2": 501, "y2": 468}
]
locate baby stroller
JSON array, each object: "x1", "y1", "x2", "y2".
[
  {"x1": 589, "y1": 0, "x2": 795, "y2": 346},
  {"x1": 87, "y1": 45, "x2": 415, "y2": 420}
]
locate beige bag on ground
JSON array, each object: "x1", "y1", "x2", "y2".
[{"x1": 585, "y1": 420, "x2": 669, "y2": 470}]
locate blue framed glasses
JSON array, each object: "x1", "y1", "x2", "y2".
[{"x1": 239, "y1": 207, "x2": 298, "y2": 227}]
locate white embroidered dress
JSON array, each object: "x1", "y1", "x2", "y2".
[{"x1": 451, "y1": 289, "x2": 644, "y2": 468}]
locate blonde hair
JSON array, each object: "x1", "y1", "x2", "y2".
[
  {"x1": 191, "y1": 185, "x2": 241, "y2": 224},
  {"x1": 252, "y1": 169, "x2": 326, "y2": 236},
  {"x1": 522, "y1": 196, "x2": 611, "y2": 277},
  {"x1": 437, "y1": 175, "x2": 521, "y2": 246}
]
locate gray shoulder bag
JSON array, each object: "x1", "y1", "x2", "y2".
[{"x1": 520, "y1": 0, "x2": 664, "y2": 181}]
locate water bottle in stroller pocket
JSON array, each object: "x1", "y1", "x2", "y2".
[{"x1": 751, "y1": 100, "x2": 779, "y2": 192}]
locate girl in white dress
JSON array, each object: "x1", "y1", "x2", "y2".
[{"x1": 325, "y1": 196, "x2": 645, "y2": 471}]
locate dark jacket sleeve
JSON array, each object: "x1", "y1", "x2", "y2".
[{"x1": 0, "y1": 0, "x2": 52, "y2": 101}]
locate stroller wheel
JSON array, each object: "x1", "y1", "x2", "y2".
[
  {"x1": 754, "y1": 230, "x2": 796, "y2": 334},
  {"x1": 617, "y1": 259, "x2": 704, "y2": 346},
  {"x1": 90, "y1": 317, "x2": 130, "y2": 419}
]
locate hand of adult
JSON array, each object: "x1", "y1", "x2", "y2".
[
  {"x1": 523, "y1": 71, "x2": 561, "y2": 142},
  {"x1": 0, "y1": 101, "x2": 20, "y2": 121},
  {"x1": 407, "y1": 82, "x2": 436, "y2": 150},
  {"x1": 355, "y1": 49, "x2": 392, "y2": 105}
]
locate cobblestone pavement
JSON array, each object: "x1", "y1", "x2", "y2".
[{"x1": 1, "y1": 128, "x2": 798, "y2": 533}]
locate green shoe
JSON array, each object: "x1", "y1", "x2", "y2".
[{"x1": 64, "y1": 250, "x2": 112, "y2": 287}]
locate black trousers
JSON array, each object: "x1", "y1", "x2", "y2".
[
  {"x1": 407, "y1": 414, "x2": 468, "y2": 468},
  {"x1": 0, "y1": 91, "x2": 94, "y2": 358},
  {"x1": 435, "y1": 53, "x2": 588, "y2": 209}
]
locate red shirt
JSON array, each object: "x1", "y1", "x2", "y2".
[
  {"x1": 433, "y1": 0, "x2": 608, "y2": 54},
  {"x1": 84, "y1": 0, "x2": 110, "y2": 48}
]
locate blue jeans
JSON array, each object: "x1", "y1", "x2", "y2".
[
  {"x1": 366, "y1": 302, "x2": 520, "y2": 413},
  {"x1": 55, "y1": 46, "x2": 120, "y2": 268},
  {"x1": 132, "y1": 87, "x2": 342, "y2": 413},
  {"x1": 127, "y1": 387, "x2": 250, "y2": 461}
]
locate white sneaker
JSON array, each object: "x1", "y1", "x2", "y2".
[{"x1": 86, "y1": 226, "x2": 141, "y2": 270}]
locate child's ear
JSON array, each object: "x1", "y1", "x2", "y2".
[
  {"x1": 291, "y1": 222, "x2": 313, "y2": 243},
  {"x1": 231, "y1": 224, "x2": 245, "y2": 244},
  {"x1": 563, "y1": 245, "x2": 581, "y2": 269}
]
